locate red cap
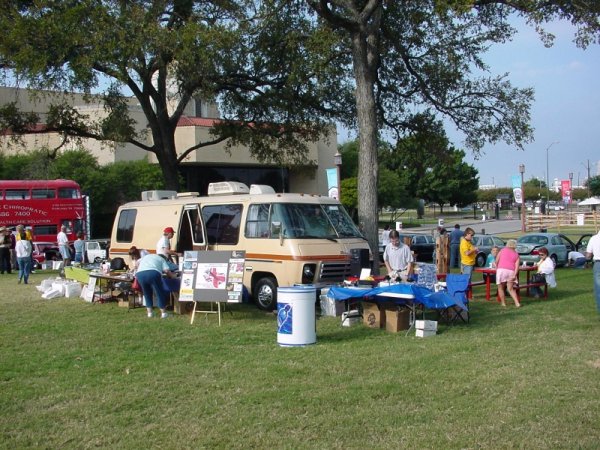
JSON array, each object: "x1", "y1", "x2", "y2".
[{"x1": 163, "y1": 227, "x2": 175, "y2": 234}]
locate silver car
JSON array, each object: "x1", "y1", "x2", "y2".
[
  {"x1": 471, "y1": 234, "x2": 506, "y2": 267},
  {"x1": 516, "y1": 233, "x2": 575, "y2": 267}
]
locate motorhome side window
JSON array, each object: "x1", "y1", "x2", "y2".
[
  {"x1": 116, "y1": 209, "x2": 137, "y2": 242},
  {"x1": 245, "y1": 204, "x2": 271, "y2": 238},
  {"x1": 202, "y1": 204, "x2": 242, "y2": 245}
]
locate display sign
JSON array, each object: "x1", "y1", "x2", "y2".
[
  {"x1": 179, "y1": 250, "x2": 246, "y2": 303},
  {"x1": 561, "y1": 179, "x2": 572, "y2": 204}
]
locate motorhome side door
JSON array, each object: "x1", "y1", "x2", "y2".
[{"x1": 176, "y1": 204, "x2": 207, "y2": 253}]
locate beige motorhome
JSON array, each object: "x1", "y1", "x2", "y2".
[{"x1": 109, "y1": 182, "x2": 372, "y2": 309}]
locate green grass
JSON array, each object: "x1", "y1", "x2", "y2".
[{"x1": 1, "y1": 270, "x2": 599, "y2": 449}]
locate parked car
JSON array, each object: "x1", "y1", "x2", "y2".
[
  {"x1": 379, "y1": 233, "x2": 434, "y2": 262},
  {"x1": 31, "y1": 242, "x2": 63, "y2": 269},
  {"x1": 516, "y1": 233, "x2": 575, "y2": 267},
  {"x1": 575, "y1": 234, "x2": 593, "y2": 253},
  {"x1": 471, "y1": 234, "x2": 506, "y2": 267},
  {"x1": 84, "y1": 240, "x2": 107, "y2": 263}
]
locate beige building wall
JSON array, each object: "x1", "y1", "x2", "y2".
[{"x1": 1, "y1": 86, "x2": 337, "y2": 195}]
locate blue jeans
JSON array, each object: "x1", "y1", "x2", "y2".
[
  {"x1": 461, "y1": 264, "x2": 474, "y2": 281},
  {"x1": 136, "y1": 270, "x2": 168, "y2": 309},
  {"x1": 17, "y1": 257, "x2": 32, "y2": 283},
  {"x1": 594, "y1": 262, "x2": 600, "y2": 314},
  {"x1": 450, "y1": 244, "x2": 460, "y2": 268}
]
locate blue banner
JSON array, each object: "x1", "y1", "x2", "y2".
[{"x1": 326, "y1": 168, "x2": 338, "y2": 199}]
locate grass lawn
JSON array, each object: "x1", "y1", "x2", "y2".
[{"x1": 1, "y1": 269, "x2": 599, "y2": 449}]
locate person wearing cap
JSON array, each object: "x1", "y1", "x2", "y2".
[
  {"x1": 156, "y1": 227, "x2": 178, "y2": 260},
  {"x1": 0, "y1": 226, "x2": 12, "y2": 274}
]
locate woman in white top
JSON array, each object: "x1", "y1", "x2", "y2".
[
  {"x1": 15, "y1": 230, "x2": 33, "y2": 284},
  {"x1": 532, "y1": 247, "x2": 556, "y2": 297}
]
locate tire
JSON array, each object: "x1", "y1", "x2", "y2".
[
  {"x1": 254, "y1": 277, "x2": 278, "y2": 311},
  {"x1": 476, "y1": 253, "x2": 487, "y2": 267},
  {"x1": 94, "y1": 257, "x2": 102, "y2": 263}
]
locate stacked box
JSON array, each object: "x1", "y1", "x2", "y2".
[
  {"x1": 341, "y1": 310, "x2": 361, "y2": 327},
  {"x1": 415, "y1": 320, "x2": 437, "y2": 338}
]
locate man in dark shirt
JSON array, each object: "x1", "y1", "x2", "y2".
[{"x1": 449, "y1": 224, "x2": 464, "y2": 269}]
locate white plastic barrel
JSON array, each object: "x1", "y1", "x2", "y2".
[{"x1": 276, "y1": 286, "x2": 316, "y2": 346}]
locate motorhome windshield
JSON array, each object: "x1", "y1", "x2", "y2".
[{"x1": 270, "y1": 203, "x2": 362, "y2": 239}]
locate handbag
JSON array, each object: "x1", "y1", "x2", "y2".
[
  {"x1": 132, "y1": 277, "x2": 142, "y2": 292},
  {"x1": 531, "y1": 273, "x2": 546, "y2": 284}
]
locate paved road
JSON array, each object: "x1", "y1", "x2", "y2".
[{"x1": 410, "y1": 219, "x2": 523, "y2": 236}]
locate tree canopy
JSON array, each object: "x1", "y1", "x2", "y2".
[{"x1": 0, "y1": 1, "x2": 345, "y2": 189}]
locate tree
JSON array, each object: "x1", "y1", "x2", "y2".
[
  {"x1": 587, "y1": 176, "x2": 600, "y2": 197},
  {"x1": 305, "y1": 1, "x2": 599, "y2": 270},
  {"x1": 0, "y1": 1, "x2": 344, "y2": 190}
]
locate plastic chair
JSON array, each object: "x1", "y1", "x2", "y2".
[{"x1": 440, "y1": 273, "x2": 470, "y2": 324}]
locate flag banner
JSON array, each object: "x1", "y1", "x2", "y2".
[
  {"x1": 561, "y1": 179, "x2": 571, "y2": 204},
  {"x1": 512, "y1": 175, "x2": 523, "y2": 204},
  {"x1": 326, "y1": 168, "x2": 338, "y2": 199}
]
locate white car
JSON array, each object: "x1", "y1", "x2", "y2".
[{"x1": 85, "y1": 241, "x2": 107, "y2": 263}]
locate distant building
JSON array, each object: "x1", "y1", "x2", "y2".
[
  {"x1": 479, "y1": 184, "x2": 497, "y2": 190},
  {"x1": 0, "y1": 86, "x2": 337, "y2": 196}
]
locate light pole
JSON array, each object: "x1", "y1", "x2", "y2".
[
  {"x1": 569, "y1": 172, "x2": 573, "y2": 206},
  {"x1": 545, "y1": 141, "x2": 559, "y2": 202},
  {"x1": 334, "y1": 150, "x2": 342, "y2": 201},
  {"x1": 519, "y1": 164, "x2": 526, "y2": 232}
]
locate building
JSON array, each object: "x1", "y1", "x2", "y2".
[{"x1": 0, "y1": 86, "x2": 338, "y2": 195}]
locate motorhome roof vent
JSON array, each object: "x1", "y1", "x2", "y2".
[
  {"x1": 207, "y1": 181, "x2": 250, "y2": 196},
  {"x1": 141, "y1": 190, "x2": 177, "y2": 201},
  {"x1": 176, "y1": 192, "x2": 199, "y2": 198},
  {"x1": 249, "y1": 184, "x2": 276, "y2": 194}
]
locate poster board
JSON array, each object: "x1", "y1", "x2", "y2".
[{"x1": 178, "y1": 250, "x2": 245, "y2": 303}]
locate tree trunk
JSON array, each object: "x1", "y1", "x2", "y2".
[
  {"x1": 151, "y1": 124, "x2": 181, "y2": 192},
  {"x1": 350, "y1": 31, "x2": 380, "y2": 273}
]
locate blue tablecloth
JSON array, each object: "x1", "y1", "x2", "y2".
[{"x1": 327, "y1": 283, "x2": 466, "y2": 311}]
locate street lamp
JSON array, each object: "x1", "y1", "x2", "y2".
[
  {"x1": 545, "y1": 141, "x2": 559, "y2": 202},
  {"x1": 569, "y1": 172, "x2": 573, "y2": 205},
  {"x1": 519, "y1": 164, "x2": 526, "y2": 232},
  {"x1": 334, "y1": 150, "x2": 342, "y2": 201}
]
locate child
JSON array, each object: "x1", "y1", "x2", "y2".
[{"x1": 483, "y1": 246, "x2": 499, "y2": 284}]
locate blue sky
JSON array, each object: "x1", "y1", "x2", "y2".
[{"x1": 338, "y1": 19, "x2": 600, "y2": 189}]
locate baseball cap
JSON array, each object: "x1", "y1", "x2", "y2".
[{"x1": 163, "y1": 227, "x2": 175, "y2": 234}]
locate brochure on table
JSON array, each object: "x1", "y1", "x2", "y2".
[{"x1": 178, "y1": 250, "x2": 245, "y2": 303}]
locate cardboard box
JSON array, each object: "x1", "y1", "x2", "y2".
[
  {"x1": 415, "y1": 320, "x2": 438, "y2": 332},
  {"x1": 416, "y1": 329, "x2": 436, "y2": 338},
  {"x1": 320, "y1": 295, "x2": 345, "y2": 317},
  {"x1": 385, "y1": 308, "x2": 410, "y2": 333},
  {"x1": 362, "y1": 301, "x2": 386, "y2": 328}
]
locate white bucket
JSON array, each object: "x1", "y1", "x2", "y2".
[{"x1": 277, "y1": 286, "x2": 316, "y2": 347}]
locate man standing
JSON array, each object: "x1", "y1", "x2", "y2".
[
  {"x1": 156, "y1": 227, "x2": 179, "y2": 261},
  {"x1": 383, "y1": 230, "x2": 413, "y2": 282},
  {"x1": 57, "y1": 225, "x2": 71, "y2": 267},
  {"x1": 585, "y1": 230, "x2": 600, "y2": 315},
  {"x1": 0, "y1": 227, "x2": 12, "y2": 274},
  {"x1": 459, "y1": 227, "x2": 479, "y2": 280},
  {"x1": 449, "y1": 224, "x2": 463, "y2": 269}
]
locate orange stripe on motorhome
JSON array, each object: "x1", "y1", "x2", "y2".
[{"x1": 110, "y1": 248, "x2": 350, "y2": 262}]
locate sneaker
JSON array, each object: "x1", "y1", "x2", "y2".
[
  {"x1": 161, "y1": 312, "x2": 169, "y2": 319},
  {"x1": 147, "y1": 311, "x2": 154, "y2": 318}
]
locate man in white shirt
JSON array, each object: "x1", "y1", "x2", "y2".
[
  {"x1": 383, "y1": 230, "x2": 413, "y2": 281},
  {"x1": 567, "y1": 250, "x2": 586, "y2": 268},
  {"x1": 156, "y1": 227, "x2": 178, "y2": 260},
  {"x1": 57, "y1": 225, "x2": 71, "y2": 266},
  {"x1": 585, "y1": 230, "x2": 600, "y2": 314}
]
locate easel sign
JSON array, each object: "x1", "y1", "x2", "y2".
[{"x1": 178, "y1": 250, "x2": 246, "y2": 325}]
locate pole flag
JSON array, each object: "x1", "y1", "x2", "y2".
[
  {"x1": 561, "y1": 180, "x2": 571, "y2": 204},
  {"x1": 511, "y1": 175, "x2": 523, "y2": 204},
  {"x1": 326, "y1": 168, "x2": 338, "y2": 199}
]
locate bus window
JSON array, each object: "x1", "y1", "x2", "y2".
[
  {"x1": 6, "y1": 189, "x2": 30, "y2": 200},
  {"x1": 116, "y1": 209, "x2": 137, "y2": 243},
  {"x1": 34, "y1": 225, "x2": 58, "y2": 237},
  {"x1": 32, "y1": 189, "x2": 56, "y2": 199},
  {"x1": 58, "y1": 187, "x2": 81, "y2": 199}
]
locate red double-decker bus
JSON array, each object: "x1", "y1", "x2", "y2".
[{"x1": 0, "y1": 179, "x2": 86, "y2": 242}]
